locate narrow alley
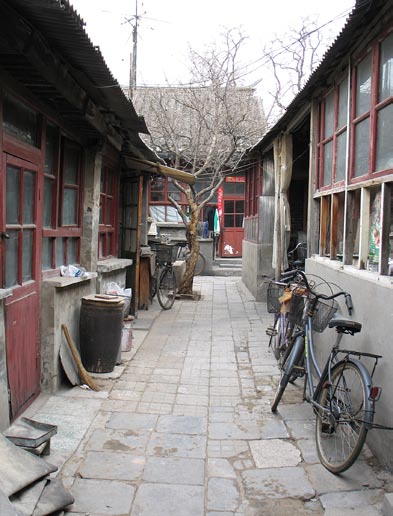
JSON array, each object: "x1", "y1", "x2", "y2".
[{"x1": 25, "y1": 276, "x2": 392, "y2": 515}]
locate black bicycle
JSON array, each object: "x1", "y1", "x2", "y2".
[
  {"x1": 271, "y1": 269, "x2": 383, "y2": 474},
  {"x1": 150, "y1": 242, "x2": 178, "y2": 310}
]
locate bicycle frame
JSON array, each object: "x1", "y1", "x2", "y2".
[{"x1": 295, "y1": 310, "x2": 379, "y2": 431}]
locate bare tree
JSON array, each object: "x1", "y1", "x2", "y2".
[
  {"x1": 260, "y1": 17, "x2": 325, "y2": 126},
  {"x1": 133, "y1": 29, "x2": 265, "y2": 295}
]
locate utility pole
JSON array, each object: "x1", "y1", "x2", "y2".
[{"x1": 128, "y1": 0, "x2": 138, "y2": 98}]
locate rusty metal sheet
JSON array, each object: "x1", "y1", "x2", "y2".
[
  {"x1": 0, "y1": 434, "x2": 57, "y2": 497},
  {"x1": 32, "y1": 479, "x2": 74, "y2": 516},
  {"x1": 4, "y1": 418, "x2": 57, "y2": 449},
  {"x1": 60, "y1": 338, "x2": 79, "y2": 386},
  {"x1": 0, "y1": 487, "x2": 22, "y2": 516},
  {"x1": 9, "y1": 479, "x2": 46, "y2": 516}
]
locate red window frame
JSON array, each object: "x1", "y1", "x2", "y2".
[
  {"x1": 317, "y1": 75, "x2": 348, "y2": 190},
  {"x1": 42, "y1": 125, "x2": 83, "y2": 271},
  {"x1": 349, "y1": 27, "x2": 393, "y2": 183},
  {"x1": 245, "y1": 162, "x2": 262, "y2": 217},
  {"x1": 99, "y1": 164, "x2": 119, "y2": 259}
]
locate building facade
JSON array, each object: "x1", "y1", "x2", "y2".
[{"x1": 240, "y1": 0, "x2": 393, "y2": 469}]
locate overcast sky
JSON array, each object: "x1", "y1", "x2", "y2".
[{"x1": 71, "y1": 0, "x2": 356, "y2": 90}]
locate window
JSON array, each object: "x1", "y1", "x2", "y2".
[
  {"x1": 318, "y1": 76, "x2": 348, "y2": 188},
  {"x1": 245, "y1": 164, "x2": 261, "y2": 217},
  {"x1": 2, "y1": 93, "x2": 40, "y2": 148},
  {"x1": 224, "y1": 199, "x2": 244, "y2": 228},
  {"x1": 315, "y1": 29, "x2": 393, "y2": 276},
  {"x1": 42, "y1": 125, "x2": 82, "y2": 270},
  {"x1": 99, "y1": 165, "x2": 118, "y2": 259}
]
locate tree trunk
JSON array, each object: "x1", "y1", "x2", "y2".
[{"x1": 179, "y1": 201, "x2": 200, "y2": 295}]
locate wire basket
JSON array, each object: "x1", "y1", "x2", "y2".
[
  {"x1": 266, "y1": 281, "x2": 285, "y2": 313},
  {"x1": 310, "y1": 296, "x2": 338, "y2": 333},
  {"x1": 150, "y1": 242, "x2": 178, "y2": 264}
]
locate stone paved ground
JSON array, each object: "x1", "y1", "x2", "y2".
[{"x1": 27, "y1": 277, "x2": 393, "y2": 515}]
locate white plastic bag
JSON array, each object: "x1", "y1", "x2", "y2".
[{"x1": 60, "y1": 265, "x2": 87, "y2": 277}]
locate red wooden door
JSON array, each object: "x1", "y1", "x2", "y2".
[
  {"x1": 1, "y1": 154, "x2": 41, "y2": 419},
  {"x1": 221, "y1": 198, "x2": 244, "y2": 257}
]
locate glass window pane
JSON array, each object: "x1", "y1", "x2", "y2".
[
  {"x1": 106, "y1": 199, "x2": 113, "y2": 225},
  {"x1": 45, "y1": 124, "x2": 59, "y2": 176},
  {"x1": 3, "y1": 94, "x2": 39, "y2": 147},
  {"x1": 335, "y1": 131, "x2": 347, "y2": 182},
  {"x1": 236, "y1": 200, "x2": 244, "y2": 213},
  {"x1": 5, "y1": 230, "x2": 19, "y2": 288},
  {"x1": 56, "y1": 237, "x2": 64, "y2": 267},
  {"x1": 63, "y1": 143, "x2": 79, "y2": 184},
  {"x1": 42, "y1": 237, "x2": 52, "y2": 270},
  {"x1": 379, "y1": 32, "x2": 393, "y2": 102},
  {"x1": 354, "y1": 118, "x2": 370, "y2": 177},
  {"x1": 376, "y1": 103, "x2": 393, "y2": 172},
  {"x1": 68, "y1": 238, "x2": 77, "y2": 264},
  {"x1": 6, "y1": 165, "x2": 20, "y2": 224},
  {"x1": 43, "y1": 178, "x2": 54, "y2": 228},
  {"x1": 63, "y1": 188, "x2": 77, "y2": 225},
  {"x1": 324, "y1": 92, "x2": 335, "y2": 136},
  {"x1": 224, "y1": 200, "x2": 234, "y2": 213},
  {"x1": 356, "y1": 53, "x2": 372, "y2": 116},
  {"x1": 22, "y1": 229, "x2": 33, "y2": 282},
  {"x1": 23, "y1": 170, "x2": 35, "y2": 224},
  {"x1": 323, "y1": 140, "x2": 333, "y2": 185},
  {"x1": 150, "y1": 177, "x2": 165, "y2": 202},
  {"x1": 338, "y1": 76, "x2": 349, "y2": 128},
  {"x1": 224, "y1": 214, "x2": 234, "y2": 227},
  {"x1": 235, "y1": 214, "x2": 244, "y2": 227}
]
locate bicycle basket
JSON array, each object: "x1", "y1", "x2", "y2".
[
  {"x1": 266, "y1": 281, "x2": 285, "y2": 313},
  {"x1": 150, "y1": 242, "x2": 178, "y2": 264},
  {"x1": 311, "y1": 296, "x2": 338, "y2": 333}
]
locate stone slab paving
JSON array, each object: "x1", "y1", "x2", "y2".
[{"x1": 24, "y1": 276, "x2": 393, "y2": 515}]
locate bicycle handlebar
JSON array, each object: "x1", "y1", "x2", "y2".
[{"x1": 281, "y1": 269, "x2": 353, "y2": 316}]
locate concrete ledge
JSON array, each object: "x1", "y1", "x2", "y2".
[
  {"x1": 43, "y1": 272, "x2": 97, "y2": 288},
  {"x1": 383, "y1": 493, "x2": 393, "y2": 516},
  {"x1": 97, "y1": 258, "x2": 133, "y2": 273}
]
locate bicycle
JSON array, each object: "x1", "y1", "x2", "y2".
[
  {"x1": 149, "y1": 241, "x2": 179, "y2": 310},
  {"x1": 270, "y1": 269, "x2": 383, "y2": 474},
  {"x1": 175, "y1": 240, "x2": 206, "y2": 276},
  {"x1": 156, "y1": 233, "x2": 206, "y2": 276},
  {"x1": 265, "y1": 242, "x2": 308, "y2": 366}
]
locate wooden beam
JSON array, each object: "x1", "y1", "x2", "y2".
[{"x1": 0, "y1": 2, "x2": 115, "y2": 138}]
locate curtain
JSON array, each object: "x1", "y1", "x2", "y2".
[{"x1": 272, "y1": 133, "x2": 293, "y2": 272}]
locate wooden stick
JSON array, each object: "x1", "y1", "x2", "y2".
[{"x1": 61, "y1": 324, "x2": 100, "y2": 392}]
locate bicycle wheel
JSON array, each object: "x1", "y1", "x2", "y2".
[
  {"x1": 185, "y1": 250, "x2": 205, "y2": 276},
  {"x1": 270, "y1": 313, "x2": 293, "y2": 363},
  {"x1": 157, "y1": 266, "x2": 177, "y2": 310},
  {"x1": 271, "y1": 335, "x2": 304, "y2": 413},
  {"x1": 315, "y1": 361, "x2": 369, "y2": 474}
]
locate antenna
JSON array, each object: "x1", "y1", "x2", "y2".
[{"x1": 130, "y1": 0, "x2": 138, "y2": 97}]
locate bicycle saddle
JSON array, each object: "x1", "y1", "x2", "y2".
[{"x1": 328, "y1": 316, "x2": 362, "y2": 333}]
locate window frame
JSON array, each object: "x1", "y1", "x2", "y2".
[
  {"x1": 98, "y1": 162, "x2": 119, "y2": 259},
  {"x1": 42, "y1": 124, "x2": 83, "y2": 272}
]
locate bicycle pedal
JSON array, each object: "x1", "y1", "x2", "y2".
[{"x1": 266, "y1": 327, "x2": 277, "y2": 337}]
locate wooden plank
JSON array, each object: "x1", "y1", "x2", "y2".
[
  {"x1": 330, "y1": 193, "x2": 339, "y2": 259},
  {"x1": 359, "y1": 187, "x2": 371, "y2": 270},
  {"x1": 380, "y1": 182, "x2": 391, "y2": 275},
  {"x1": 319, "y1": 196, "x2": 329, "y2": 256},
  {"x1": 344, "y1": 190, "x2": 355, "y2": 265}
]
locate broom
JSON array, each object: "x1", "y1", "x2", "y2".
[{"x1": 61, "y1": 324, "x2": 100, "y2": 392}]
